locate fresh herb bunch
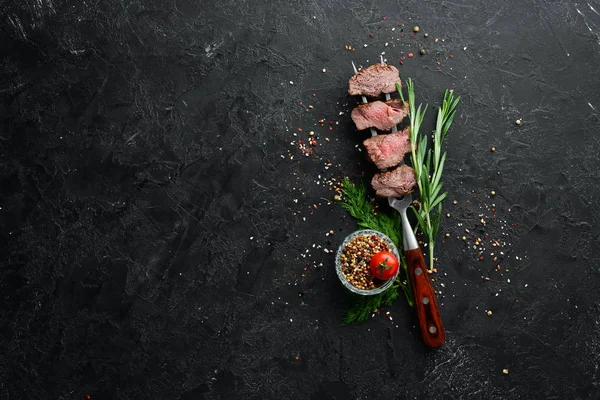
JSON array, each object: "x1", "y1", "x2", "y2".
[
  {"x1": 397, "y1": 80, "x2": 460, "y2": 271},
  {"x1": 342, "y1": 283, "x2": 402, "y2": 325},
  {"x1": 340, "y1": 177, "x2": 402, "y2": 246},
  {"x1": 341, "y1": 178, "x2": 414, "y2": 324}
]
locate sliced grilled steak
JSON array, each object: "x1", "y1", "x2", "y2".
[
  {"x1": 363, "y1": 127, "x2": 411, "y2": 170},
  {"x1": 351, "y1": 99, "x2": 409, "y2": 131},
  {"x1": 371, "y1": 165, "x2": 416, "y2": 197},
  {"x1": 348, "y1": 64, "x2": 401, "y2": 97}
]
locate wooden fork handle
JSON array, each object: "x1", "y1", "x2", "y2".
[{"x1": 405, "y1": 248, "x2": 446, "y2": 348}]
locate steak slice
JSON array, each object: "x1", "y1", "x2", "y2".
[
  {"x1": 351, "y1": 99, "x2": 409, "y2": 131},
  {"x1": 371, "y1": 165, "x2": 417, "y2": 197},
  {"x1": 348, "y1": 64, "x2": 401, "y2": 97},
  {"x1": 363, "y1": 127, "x2": 411, "y2": 170}
]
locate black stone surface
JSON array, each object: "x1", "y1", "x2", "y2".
[{"x1": 2, "y1": 0, "x2": 600, "y2": 399}]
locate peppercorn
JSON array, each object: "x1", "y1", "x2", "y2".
[{"x1": 340, "y1": 234, "x2": 390, "y2": 290}]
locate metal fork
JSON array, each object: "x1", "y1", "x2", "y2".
[
  {"x1": 350, "y1": 60, "x2": 445, "y2": 347},
  {"x1": 388, "y1": 193, "x2": 446, "y2": 348},
  {"x1": 351, "y1": 61, "x2": 377, "y2": 138},
  {"x1": 380, "y1": 55, "x2": 398, "y2": 133},
  {"x1": 351, "y1": 56, "x2": 398, "y2": 136},
  {"x1": 388, "y1": 194, "x2": 416, "y2": 250}
]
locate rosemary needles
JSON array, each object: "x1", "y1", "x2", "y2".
[{"x1": 399, "y1": 79, "x2": 460, "y2": 271}]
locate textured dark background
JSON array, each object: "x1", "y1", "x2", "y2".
[{"x1": 2, "y1": 0, "x2": 600, "y2": 399}]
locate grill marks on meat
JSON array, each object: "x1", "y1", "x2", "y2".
[
  {"x1": 348, "y1": 64, "x2": 401, "y2": 97},
  {"x1": 363, "y1": 127, "x2": 411, "y2": 170},
  {"x1": 371, "y1": 165, "x2": 417, "y2": 197},
  {"x1": 351, "y1": 99, "x2": 409, "y2": 131}
]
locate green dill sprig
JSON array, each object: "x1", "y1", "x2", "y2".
[
  {"x1": 340, "y1": 178, "x2": 414, "y2": 324},
  {"x1": 340, "y1": 177, "x2": 402, "y2": 247},
  {"x1": 398, "y1": 79, "x2": 460, "y2": 271},
  {"x1": 342, "y1": 283, "x2": 401, "y2": 325}
]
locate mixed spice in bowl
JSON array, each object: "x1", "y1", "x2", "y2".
[{"x1": 335, "y1": 229, "x2": 401, "y2": 295}]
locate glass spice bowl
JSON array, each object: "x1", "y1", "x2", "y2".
[{"x1": 335, "y1": 229, "x2": 401, "y2": 296}]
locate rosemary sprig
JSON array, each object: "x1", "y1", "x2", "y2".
[
  {"x1": 340, "y1": 178, "x2": 414, "y2": 324},
  {"x1": 397, "y1": 79, "x2": 460, "y2": 271}
]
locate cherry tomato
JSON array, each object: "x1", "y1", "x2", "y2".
[{"x1": 369, "y1": 251, "x2": 399, "y2": 280}]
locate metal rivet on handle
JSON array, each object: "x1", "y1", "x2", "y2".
[
  {"x1": 415, "y1": 268, "x2": 423, "y2": 275},
  {"x1": 429, "y1": 326, "x2": 437, "y2": 334},
  {"x1": 422, "y1": 297, "x2": 430, "y2": 305}
]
